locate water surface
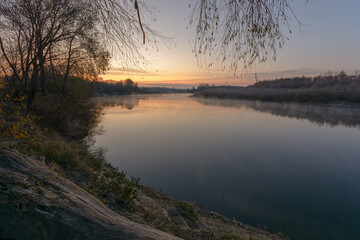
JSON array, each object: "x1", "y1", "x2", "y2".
[{"x1": 95, "y1": 94, "x2": 360, "y2": 240}]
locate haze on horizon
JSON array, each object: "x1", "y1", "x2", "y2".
[{"x1": 100, "y1": 0, "x2": 360, "y2": 88}]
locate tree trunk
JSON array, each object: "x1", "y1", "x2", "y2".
[
  {"x1": 62, "y1": 38, "x2": 74, "y2": 96},
  {"x1": 38, "y1": 46, "x2": 46, "y2": 96}
]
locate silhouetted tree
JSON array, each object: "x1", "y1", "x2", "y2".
[
  {"x1": 124, "y1": 79, "x2": 135, "y2": 89},
  {"x1": 0, "y1": 0, "x2": 161, "y2": 100}
]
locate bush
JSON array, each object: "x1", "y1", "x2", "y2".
[
  {"x1": 0, "y1": 78, "x2": 37, "y2": 143},
  {"x1": 31, "y1": 94, "x2": 103, "y2": 139},
  {"x1": 2, "y1": 75, "x2": 138, "y2": 208},
  {"x1": 17, "y1": 130, "x2": 140, "y2": 208},
  {"x1": 218, "y1": 234, "x2": 246, "y2": 240}
]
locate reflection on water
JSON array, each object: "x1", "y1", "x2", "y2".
[
  {"x1": 94, "y1": 95, "x2": 360, "y2": 128},
  {"x1": 95, "y1": 94, "x2": 360, "y2": 240},
  {"x1": 194, "y1": 97, "x2": 360, "y2": 128},
  {"x1": 93, "y1": 95, "x2": 148, "y2": 110}
]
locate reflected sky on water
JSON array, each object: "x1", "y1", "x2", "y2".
[{"x1": 95, "y1": 94, "x2": 360, "y2": 240}]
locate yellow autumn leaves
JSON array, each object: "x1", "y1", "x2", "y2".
[{"x1": 0, "y1": 78, "x2": 37, "y2": 143}]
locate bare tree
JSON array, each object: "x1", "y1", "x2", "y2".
[
  {"x1": 0, "y1": 0, "x2": 105, "y2": 96},
  {"x1": 0, "y1": 0, "x2": 163, "y2": 99}
]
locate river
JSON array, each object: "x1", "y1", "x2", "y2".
[{"x1": 94, "y1": 94, "x2": 360, "y2": 240}]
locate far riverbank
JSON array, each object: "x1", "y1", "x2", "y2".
[{"x1": 192, "y1": 72, "x2": 360, "y2": 105}]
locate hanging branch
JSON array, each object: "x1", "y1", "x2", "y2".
[
  {"x1": 189, "y1": 0, "x2": 303, "y2": 72},
  {"x1": 135, "y1": 0, "x2": 146, "y2": 44}
]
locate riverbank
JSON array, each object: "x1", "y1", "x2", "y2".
[
  {"x1": 192, "y1": 73, "x2": 360, "y2": 105},
  {"x1": 0, "y1": 146, "x2": 286, "y2": 240},
  {"x1": 0, "y1": 148, "x2": 179, "y2": 240},
  {"x1": 192, "y1": 87, "x2": 360, "y2": 105},
  {"x1": 1, "y1": 114, "x2": 287, "y2": 240}
]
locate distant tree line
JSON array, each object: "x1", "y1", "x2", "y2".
[
  {"x1": 193, "y1": 72, "x2": 360, "y2": 104},
  {"x1": 92, "y1": 79, "x2": 144, "y2": 95},
  {"x1": 250, "y1": 71, "x2": 360, "y2": 90},
  {"x1": 187, "y1": 84, "x2": 216, "y2": 93}
]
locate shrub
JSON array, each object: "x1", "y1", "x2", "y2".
[
  {"x1": 17, "y1": 130, "x2": 139, "y2": 208},
  {"x1": 31, "y1": 94, "x2": 103, "y2": 139},
  {"x1": 0, "y1": 78, "x2": 37, "y2": 143},
  {"x1": 179, "y1": 201, "x2": 198, "y2": 221},
  {"x1": 218, "y1": 234, "x2": 247, "y2": 240}
]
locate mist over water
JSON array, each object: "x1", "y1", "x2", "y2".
[
  {"x1": 194, "y1": 97, "x2": 360, "y2": 128},
  {"x1": 95, "y1": 94, "x2": 360, "y2": 240}
]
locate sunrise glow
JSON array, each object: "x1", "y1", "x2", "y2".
[{"x1": 99, "y1": 0, "x2": 360, "y2": 88}]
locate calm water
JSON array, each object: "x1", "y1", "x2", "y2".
[{"x1": 94, "y1": 94, "x2": 360, "y2": 240}]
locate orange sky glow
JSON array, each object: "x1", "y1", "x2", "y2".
[
  {"x1": 100, "y1": 0, "x2": 360, "y2": 88},
  {"x1": 99, "y1": 70, "x2": 255, "y2": 88}
]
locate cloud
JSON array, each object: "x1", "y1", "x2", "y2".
[{"x1": 102, "y1": 67, "x2": 159, "y2": 77}]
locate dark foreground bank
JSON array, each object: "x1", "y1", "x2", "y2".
[
  {"x1": 0, "y1": 149, "x2": 178, "y2": 240},
  {"x1": 0, "y1": 148, "x2": 286, "y2": 240}
]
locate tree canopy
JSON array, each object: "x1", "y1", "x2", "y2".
[
  {"x1": 0, "y1": 0, "x2": 160, "y2": 99},
  {"x1": 189, "y1": 0, "x2": 301, "y2": 72}
]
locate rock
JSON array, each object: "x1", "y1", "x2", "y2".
[{"x1": 0, "y1": 149, "x2": 181, "y2": 240}]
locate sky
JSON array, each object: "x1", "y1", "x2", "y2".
[{"x1": 100, "y1": 0, "x2": 360, "y2": 88}]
